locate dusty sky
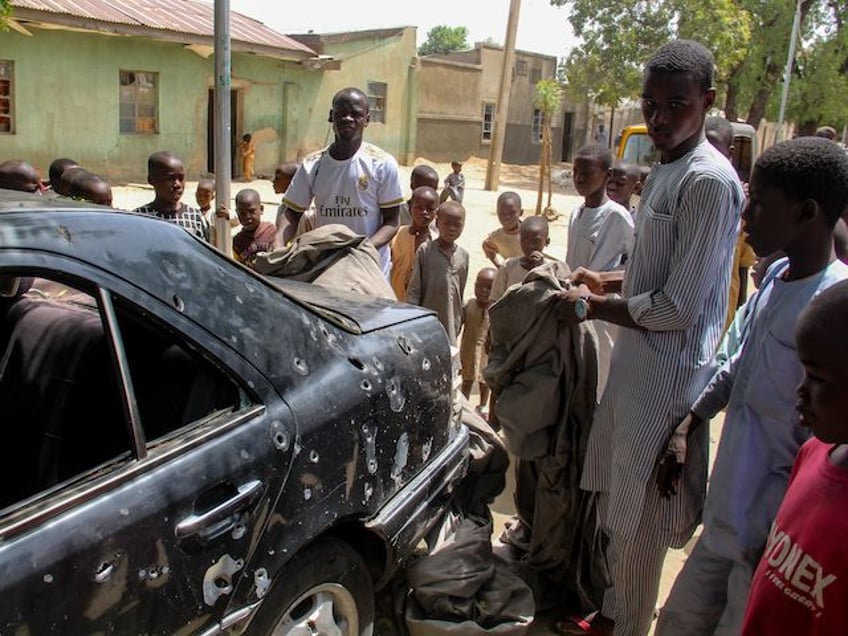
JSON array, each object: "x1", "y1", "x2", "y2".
[{"x1": 229, "y1": 0, "x2": 578, "y2": 60}]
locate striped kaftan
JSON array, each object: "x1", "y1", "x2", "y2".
[{"x1": 580, "y1": 140, "x2": 744, "y2": 548}]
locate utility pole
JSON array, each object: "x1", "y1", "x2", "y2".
[
  {"x1": 214, "y1": 0, "x2": 233, "y2": 256},
  {"x1": 775, "y1": 0, "x2": 802, "y2": 144},
  {"x1": 485, "y1": 0, "x2": 521, "y2": 191}
]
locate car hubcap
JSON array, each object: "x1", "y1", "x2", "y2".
[{"x1": 272, "y1": 583, "x2": 359, "y2": 636}]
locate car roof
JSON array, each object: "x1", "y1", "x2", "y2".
[{"x1": 0, "y1": 189, "x2": 429, "y2": 381}]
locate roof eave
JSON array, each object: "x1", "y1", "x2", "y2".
[{"x1": 12, "y1": 8, "x2": 317, "y2": 61}]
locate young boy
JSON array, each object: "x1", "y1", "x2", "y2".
[
  {"x1": 195, "y1": 178, "x2": 215, "y2": 218},
  {"x1": 240, "y1": 133, "x2": 255, "y2": 181},
  {"x1": 399, "y1": 164, "x2": 439, "y2": 226},
  {"x1": 440, "y1": 160, "x2": 465, "y2": 204},
  {"x1": 390, "y1": 185, "x2": 438, "y2": 300},
  {"x1": 482, "y1": 191, "x2": 523, "y2": 267},
  {"x1": 656, "y1": 136, "x2": 848, "y2": 635},
  {"x1": 134, "y1": 151, "x2": 210, "y2": 242},
  {"x1": 406, "y1": 201, "x2": 469, "y2": 345},
  {"x1": 0, "y1": 160, "x2": 42, "y2": 194},
  {"x1": 47, "y1": 158, "x2": 78, "y2": 195},
  {"x1": 555, "y1": 40, "x2": 744, "y2": 636},
  {"x1": 490, "y1": 215, "x2": 552, "y2": 302},
  {"x1": 605, "y1": 159, "x2": 641, "y2": 217},
  {"x1": 232, "y1": 188, "x2": 277, "y2": 268},
  {"x1": 741, "y1": 280, "x2": 848, "y2": 635},
  {"x1": 566, "y1": 144, "x2": 634, "y2": 398},
  {"x1": 272, "y1": 162, "x2": 298, "y2": 198},
  {"x1": 68, "y1": 169, "x2": 113, "y2": 207},
  {"x1": 704, "y1": 115, "x2": 758, "y2": 330},
  {"x1": 460, "y1": 267, "x2": 497, "y2": 413}
]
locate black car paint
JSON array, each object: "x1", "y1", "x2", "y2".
[{"x1": 0, "y1": 191, "x2": 466, "y2": 634}]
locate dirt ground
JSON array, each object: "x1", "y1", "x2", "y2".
[{"x1": 112, "y1": 157, "x2": 718, "y2": 636}]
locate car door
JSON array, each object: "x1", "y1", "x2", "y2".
[{"x1": 0, "y1": 258, "x2": 295, "y2": 634}]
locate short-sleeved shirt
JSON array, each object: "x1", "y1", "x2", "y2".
[
  {"x1": 282, "y1": 142, "x2": 404, "y2": 273},
  {"x1": 135, "y1": 203, "x2": 210, "y2": 242},
  {"x1": 405, "y1": 241, "x2": 469, "y2": 345},
  {"x1": 485, "y1": 228, "x2": 522, "y2": 261},
  {"x1": 566, "y1": 199, "x2": 635, "y2": 272},
  {"x1": 390, "y1": 225, "x2": 434, "y2": 301},
  {"x1": 742, "y1": 438, "x2": 848, "y2": 635},
  {"x1": 233, "y1": 221, "x2": 277, "y2": 267},
  {"x1": 459, "y1": 299, "x2": 489, "y2": 382}
]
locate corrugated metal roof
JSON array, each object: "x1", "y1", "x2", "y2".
[{"x1": 11, "y1": 0, "x2": 315, "y2": 55}]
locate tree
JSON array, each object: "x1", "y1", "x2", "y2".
[
  {"x1": 554, "y1": 0, "x2": 751, "y2": 113},
  {"x1": 1, "y1": 0, "x2": 11, "y2": 29},
  {"x1": 534, "y1": 79, "x2": 563, "y2": 218},
  {"x1": 418, "y1": 26, "x2": 469, "y2": 56}
]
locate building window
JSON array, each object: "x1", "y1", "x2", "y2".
[
  {"x1": 367, "y1": 81, "x2": 387, "y2": 124},
  {"x1": 532, "y1": 109, "x2": 543, "y2": 144},
  {"x1": 119, "y1": 70, "x2": 158, "y2": 134},
  {"x1": 529, "y1": 67, "x2": 542, "y2": 84},
  {"x1": 0, "y1": 60, "x2": 13, "y2": 134},
  {"x1": 515, "y1": 60, "x2": 527, "y2": 76},
  {"x1": 482, "y1": 102, "x2": 495, "y2": 142}
]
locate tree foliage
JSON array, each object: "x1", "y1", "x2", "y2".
[
  {"x1": 554, "y1": 0, "x2": 751, "y2": 109},
  {"x1": 1, "y1": 0, "x2": 12, "y2": 30},
  {"x1": 418, "y1": 25, "x2": 469, "y2": 56},
  {"x1": 552, "y1": 0, "x2": 846, "y2": 131}
]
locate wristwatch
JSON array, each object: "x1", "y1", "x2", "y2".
[{"x1": 574, "y1": 296, "x2": 590, "y2": 321}]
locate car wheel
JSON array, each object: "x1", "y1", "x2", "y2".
[{"x1": 251, "y1": 536, "x2": 375, "y2": 636}]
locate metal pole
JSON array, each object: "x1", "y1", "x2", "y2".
[
  {"x1": 214, "y1": 0, "x2": 233, "y2": 256},
  {"x1": 484, "y1": 0, "x2": 522, "y2": 191},
  {"x1": 775, "y1": 0, "x2": 802, "y2": 144}
]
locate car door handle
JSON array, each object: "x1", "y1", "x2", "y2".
[{"x1": 175, "y1": 480, "x2": 263, "y2": 540}]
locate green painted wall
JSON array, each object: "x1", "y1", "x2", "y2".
[{"x1": 0, "y1": 25, "x2": 320, "y2": 182}]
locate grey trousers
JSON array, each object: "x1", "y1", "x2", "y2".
[
  {"x1": 655, "y1": 535, "x2": 754, "y2": 636},
  {"x1": 598, "y1": 491, "x2": 669, "y2": 636}
]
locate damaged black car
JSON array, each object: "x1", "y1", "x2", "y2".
[{"x1": 0, "y1": 190, "x2": 469, "y2": 634}]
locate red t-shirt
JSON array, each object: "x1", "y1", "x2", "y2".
[
  {"x1": 233, "y1": 221, "x2": 276, "y2": 267},
  {"x1": 742, "y1": 438, "x2": 848, "y2": 635}
]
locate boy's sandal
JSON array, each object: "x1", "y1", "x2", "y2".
[{"x1": 552, "y1": 615, "x2": 613, "y2": 636}]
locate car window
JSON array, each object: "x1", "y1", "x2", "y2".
[
  {"x1": 0, "y1": 273, "x2": 250, "y2": 512},
  {"x1": 0, "y1": 275, "x2": 130, "y2": 509},
  {"x1": 111, "y1": 295, "x2": 246, "y2": 443},
  {"x1": 622, "y1": 133, "x2": 659, "y2": 167}
]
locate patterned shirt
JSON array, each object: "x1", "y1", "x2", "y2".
[{"x1": 135, "y1": 203, "x2": 211, "y2": 242}]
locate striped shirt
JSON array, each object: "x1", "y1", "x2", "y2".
[
  {"x1": 581, "y1": 140, "x2": 744, "y2": 546},
  {"x1": 135, "y1": 203, "x2": 210, "y2": 242}
]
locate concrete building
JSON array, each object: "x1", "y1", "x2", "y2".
[
  {"x1": 2, "y1": 0, "x2": 328, "y2": 181},
  {"x1": 416, "y1": 43, "x2": 588, "y2": 166}
]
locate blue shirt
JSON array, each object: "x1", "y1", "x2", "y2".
[{"x1": 693, "y1": 258, "x2": 848, "y2": 561}]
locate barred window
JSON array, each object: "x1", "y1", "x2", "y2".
[
  {"x1": 0, "y1": 61, "x2": 14, "y2": 134},
  {"x1": 119, "y1": 70, "x2": 159, "y2": 134},
  {"x1": 482, "y1": 102, "x2": 495, "y2": 142},
  {"x1": 367, "y1": 81, "x2": 387, "y2": 124}
]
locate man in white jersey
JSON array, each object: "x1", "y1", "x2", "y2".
[
  {"x1": 556, "y1": 40, "x2": 744, "y2": 636},
  {"x1": 276, "y1": 87, "x2": 404, "y2": 275}
]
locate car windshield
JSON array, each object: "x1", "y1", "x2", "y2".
[{"x1": 622, "y1": 133, "x2": 659, "y2": 167}]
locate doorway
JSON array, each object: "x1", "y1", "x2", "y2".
[{"x1": 207, "y1": 89, "x2": 239, "y2": 175}]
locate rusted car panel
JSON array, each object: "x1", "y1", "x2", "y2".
[{"x1": 0, "y1": 190, "x2": 467, "y2": 634}]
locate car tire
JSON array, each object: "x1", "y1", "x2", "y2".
[{"x1": 250, "y1": 536, "x2": 375, "y2": 636}]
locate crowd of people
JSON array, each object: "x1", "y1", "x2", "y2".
[{"x1": 2, "y1": 37, "x2": 848, "y2": 636}]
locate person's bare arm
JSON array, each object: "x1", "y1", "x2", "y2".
[
  {"x1": 370, "y1": 206, "x2": 400, "y2": 249},
  {"x1": 275, "y1": 206, "x2": 302, "y2": 246}
]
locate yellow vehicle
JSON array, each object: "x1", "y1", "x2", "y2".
[{"x1": 616, "y1": 122, "x2": 758, "y2": 181}]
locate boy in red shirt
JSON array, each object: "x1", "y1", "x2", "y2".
[{"x1": 742, "y1": 279, "x2": 848, "y2": 635}]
